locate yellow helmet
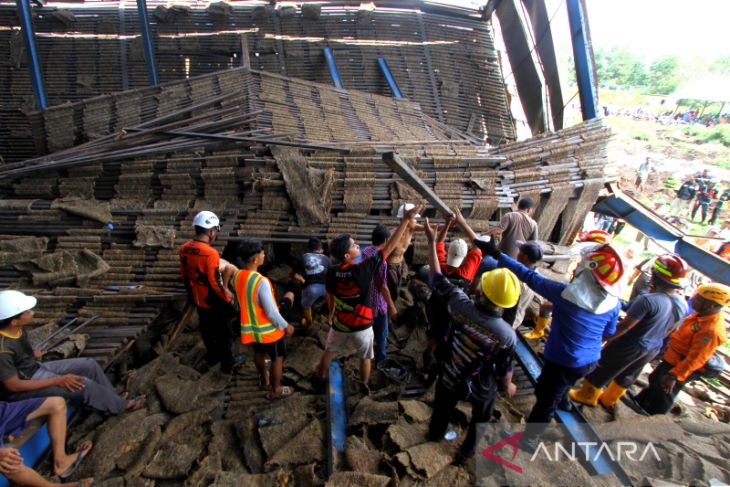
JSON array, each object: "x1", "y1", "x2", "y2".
[
  {"x1": 480, "y1": 268, "x2": 521, "y2": 309},
  {"x1": 697, "y1": 283, "x2": 730, "y2": 307}
]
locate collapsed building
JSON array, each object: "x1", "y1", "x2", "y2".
[{"x1": 5, "y1": 2, "x2": 726, "y2": 487}]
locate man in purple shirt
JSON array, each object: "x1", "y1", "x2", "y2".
[{"x1": 361, "y1": 224, "x2": 397, "y2": 365}]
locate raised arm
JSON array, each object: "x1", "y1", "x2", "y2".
[
  {"x1": 423, "y1": 217, "x2": 441, "y2": 276},
  {"x1": 452, "y1": 207, "x2": 479, "y2": 242},
  {"x1": 436, "y1": 215, "x2": 453, "y2": 243},
  {"x1": 382, "y1": 204, "x2": 425, "y2": 260}
]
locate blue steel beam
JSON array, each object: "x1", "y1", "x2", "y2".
[
  {"x1": 566, "y1": 0, "x2": 597, "y2": 120},
  {"x1": 376, "y1": 57, "x2": 403, "y2": 100},
  {"x1": 15, "y1": 0, "x2": 46, "y2": 110},
  {"x1": 323, "y1": 47, "x2": 344, "y2": 90},
  {"x1": 514, "y1": 334, "x2": 633, "y2": 485},
  {"x1": 136, "y1": 0, "x2": 158, "y2": 86},
  {"x1": 326, "y1": 359, "x2": 347, "y2": 477}
]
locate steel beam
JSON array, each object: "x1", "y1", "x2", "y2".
[
  {"x1": 136, "y1": 0, "x2": 158, "y2": 86},
  {"x1": 15, "y1": 0, "x2": 46, "y2": 110},
  {"x1": 382, "y1": 152, "x2": 454, "y2": 216},
  {"x1": 376, "y1": 57, "x2": 403, "y2": 100},
  {"x1": 323, "y1": 47, "x2": 344, "y2": 90},
  {"x1": 514, "y1": 333, "x2": 633, "y2": 485},
  {"x1": 566, "y1": 0, "x2": 598, "y2": 120},
  {"x1": 326, "y1": 359, "x2": 347, "y2": 477}
]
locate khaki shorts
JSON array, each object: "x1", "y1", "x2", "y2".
[{"x1": 325, "y1": 327, "x2": 374, "y2": 359}]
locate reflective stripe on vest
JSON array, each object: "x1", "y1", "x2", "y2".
[{"x1": 235, "y1": 270, "x2": 284, "y2": 344}]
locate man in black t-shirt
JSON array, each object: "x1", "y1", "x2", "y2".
[
  {"x1": 292, "y1": 237, "x2": 330, "y2": 327},
  {"x1": 312, "y1": 204, "x2": 423, "y2": 392}
]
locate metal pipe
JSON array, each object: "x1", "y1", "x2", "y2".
[
  {"x1": 42, "y1": 315, "x2": 101, "y2": 352},
  {"x1": 566, "y1": 0, "x2": 598, "y2": 120},
  {"x1": 34, "y1": 317, "x2": 78, "y2": 349},
  {"x1": 376, "y1": 57, "x2": 403, "y2": 100},
  {"x1": 15, "y1": 0, "x2": 46, "y2": 110},
  {"x1": 323, "y1": 47, "x2": 344, "y2": 90},
  {"x1": 136, "y1": 0, "x2": 159, "y2": 86}
]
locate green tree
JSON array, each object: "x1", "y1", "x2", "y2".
[
  {"x1": 594, "y1": 47, "x2": 646, "y2": 87},
  {"x1": 646, "y1": 56, "x2": 681, "y2": 94},
  {"x1": 709, "y1": 55, "x2": 730, "y2": 75}
]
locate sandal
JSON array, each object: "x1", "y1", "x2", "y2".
[
  {"x1": 266, "y1": 386, "x2": 293, "y2": 401},
  {"x1": 59, "y1": 441, "x2": 93, "y2": 479},
  {"x1": 125, "y1": 395, "x2": 146, "y2": 412}
]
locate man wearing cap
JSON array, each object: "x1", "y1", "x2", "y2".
[
  {"x1": 503, "y1": 240, "x2": 543, "y2": 330},
  {"x1": 635, "y1": 282, "x2": 730, "y2": 415},
  {"x1": 386, "y1": 203, "x2": 424, "y2": 304},
  {"x1": 422, "y1": 210, "x2": 483, "y2": 374},
  {"x1": 487, "y1": 198, "x2": 539, "y2": 259},
  {"x1": 179, "y1": 210, "x2": 237, "y2": 373},
  {"x1": 0, "y1": 290, "x2": 144, "y2": 414},
  {"x1": 423, "y1": 218, "x2": 518, "y2": 462},
  {"x1": 570, "y1": 254, "x2": 689, "y2": 410},
  {"x1": 476, "y1": 237, "x2": 623, "y2": 451}
]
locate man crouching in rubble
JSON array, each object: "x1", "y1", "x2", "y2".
[
  {"x1": 0, "y1": 290, "x2": 145, "y2": 414},
  {"x1": 423, "y1": 217, "x2": 519, "y2": 462}
]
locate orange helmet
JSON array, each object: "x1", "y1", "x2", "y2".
[
  {"x1": 577, "y1": 229, "x2": 612, "y2": 245},
  {"x1": 586, "y1": 245, "x2": 624, "y2": 288},
  {"x1": 652, "y1": 254, "x2": 687, "y2": 288}
]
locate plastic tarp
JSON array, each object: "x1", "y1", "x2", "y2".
[{"x1": 593, "y1": 191, "x2": 730, "y2": 286}]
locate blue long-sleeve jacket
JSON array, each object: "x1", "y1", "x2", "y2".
[{"x1": 497, "y1": 254, "x2": 620, "y2": 368}]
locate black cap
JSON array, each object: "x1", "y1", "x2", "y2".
[{"x1": 516, "y1": 240, "x2": 543, "y2": 263}]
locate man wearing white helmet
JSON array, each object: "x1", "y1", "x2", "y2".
[
  {"x1": 386, "y1": 203, "x2": 423, "y2": 303},
  {"x1": 0, "y1": 290, "x2": 144, "y2": 414},
  {"x1": 179, "y1": 211, "x2": 237, "y2": 373}
]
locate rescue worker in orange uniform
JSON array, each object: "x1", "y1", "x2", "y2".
[
  {"x1": 635, "y1": 282, "x2": 730, "y2": 415},
  {"x1": 232, "y1": 239, "x2": 295, "y2": 400},
  {"x1": 179, "y1": 211, "x2": 237, "y2": 373}
]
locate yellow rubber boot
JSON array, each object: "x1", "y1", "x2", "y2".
[
  {"x1": 523, "y1": 315, "x2": 550, "y2": 340},
  {"x1": 301, "y1": 307, "x2": 313, "y2": 327},
  {"x1": 568, "y1": 380, "x2": 603, "y2": 407},
  {"x1": 598, "y1": 381, "x2": 628, "y2": 409}
]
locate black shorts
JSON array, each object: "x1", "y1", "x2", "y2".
[{"x1": 251, "y1": 337, "x2": 287, "y2": 360}]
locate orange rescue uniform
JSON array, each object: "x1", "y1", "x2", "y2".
[
  {"x1": 178, "y1": 240, "x2": 231, "y2": 308},
  {"x1": 664, "y1": 311, "x2": 727, "y2": 382}
]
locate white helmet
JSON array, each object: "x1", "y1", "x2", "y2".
[
  {"x1": 0, "y1": 290, "x2": 37, "y2": 321},
  {"x1": 192, "y1": 211, "x2": 220, "y2": 230},
  {"x1": 396, "y1": 203, "x2": 420, "y2": 219}
]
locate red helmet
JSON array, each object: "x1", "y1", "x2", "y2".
[
  {"x1": 577, "y1": 230, "x2": 612, "y2": 245},
  {"x1": 652, "y1": 253, "x2": 687, "y2": 288},
  {"x1": 586, "y1": 245, "x2": 624, "y2": 288}
]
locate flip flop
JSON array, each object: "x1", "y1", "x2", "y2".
[
  {"x1": 126, "y1": 395, "x2": 146, "y2": 412},
  {"x1": 266, "y1": 385, "x2": 293, "y2": 400},
  {"x1": 59, "y1": 441, "x2": 93, "y2": 479}
]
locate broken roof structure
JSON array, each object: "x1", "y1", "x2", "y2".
[{"x1": 0, "y1": 1, "x2": 651, "y2": 485}]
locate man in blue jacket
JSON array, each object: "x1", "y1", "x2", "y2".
[{"x1": 476, "y1": 236, "x2": 623, "y2": 451}]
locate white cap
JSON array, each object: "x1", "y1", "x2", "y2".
[
  {"x1": 447, "y1": 239, "x2": 468, "y2": 267},
  {"x1": 192, "y1": 211, "x2": 220, "y2": 230},
  {"x1": 396, "y1": 203, "x2": 420, "y2": 219},
  {"x1": 0, "y1": 290, "x2": 37, "y2": 321}
]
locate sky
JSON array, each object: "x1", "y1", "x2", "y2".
[{"x1": 552, "y1": 0, "x2": 730, "y2": 61}]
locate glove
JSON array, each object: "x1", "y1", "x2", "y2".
[{"x1": 474, "y1": 236, "x2": 501, "y2": 259}]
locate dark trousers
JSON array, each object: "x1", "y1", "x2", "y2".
[
  {"x1": 428, "y1": 377, "x2": 497, "y2": 457},
  {"x1": 635, "y1": 360, "x2": 686, "y2": 415},
  {"x1": 372, "y1": 313, "x2": 388, "y2": 364},
  {"x1": 6, "y1": 358, "x2": 127, "y2": 414},
  {"x1": 692, "y1": 201, "x2": 709, "y2": 223},
  {"x1": 710, "y1": 202, "x2": 724, "y2": 225},
  {"x1": 585, "y1": 342, "x2": 658, "y2": 389},
  {"x1": 197, "y1": 305, "x2": 234, "y2": 373},
  {"x1": 525, "y1": 359, "x2": 595, "y2": 438}
]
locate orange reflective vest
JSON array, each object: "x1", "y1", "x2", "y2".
[{"x1": 234, "y1": 269, "x2": 285, "y2": 344}]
